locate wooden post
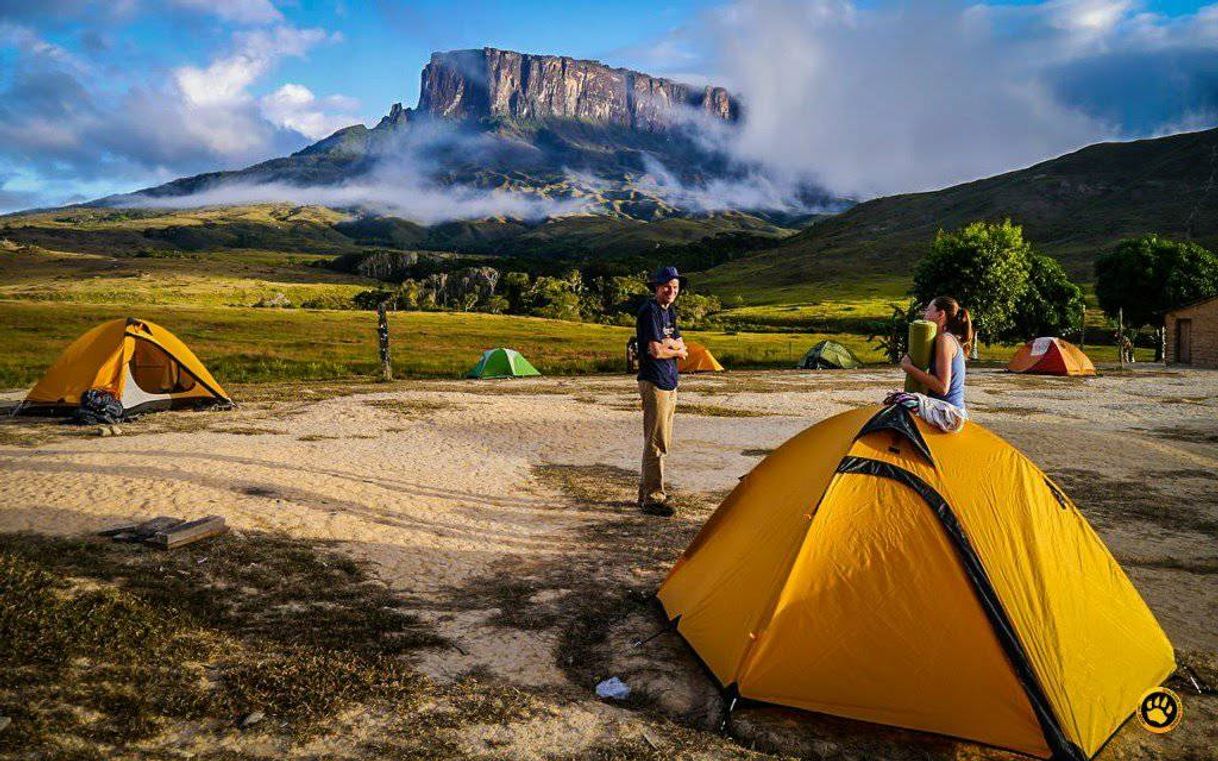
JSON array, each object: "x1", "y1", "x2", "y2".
[
  {"x1": 377, "y1": 301, "x2": 392, "y2": 382},
  {"x1": 1118, "y1": 307, "x2": 1125, "y2": 368},
  {"x1": 1079, "y1": 304, "x2": 1086, "y2": 352}
]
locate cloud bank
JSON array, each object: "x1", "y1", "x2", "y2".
[
  {"x1": 679, "y1": 0, "x2": 1218, "y2": 198},
  {"x1": 2, "y1": 0, "x2": 1217, "y2": 217},
  {"x1": 0, "y1": 4, "x2": 355, "y2": 211},
  {"x1": 122, "y1": 122, "x2": 585, "y2": 225}
]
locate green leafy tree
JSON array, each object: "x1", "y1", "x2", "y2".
[
  {"x1": 527, "y1": 274, "x2": 584, "y2": 321},
  {"x1": 1095, "y1": 235, "x2": 1218, "y2": 328},
  {"x1": 912, "y1": 220, "x2": 1032, "y2": 347},
  {"x1": 676, "y1": 293, "x2": 722, "y2": 327},
  {"x1": 868, "y1": 299, "x2": 921, "y2": 364},
  {"x1": 1005, "y1": 255, "x2": 1084, "y2": 341},
  {"x1": 481, "y1": 295, "x2": 509, "y2": 314},
  {"x1": 501, "y1": 272, "x2": 532, "y2": 313}
]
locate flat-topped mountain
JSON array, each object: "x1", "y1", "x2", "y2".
[
  {"x1": 103, "y1": 47, "x2": 802, "y2": 223},
  {"x1": 412, "y1": 48, "x2": 738, "y2": 129}
]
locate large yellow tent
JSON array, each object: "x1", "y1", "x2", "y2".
[
  {"x1": 678, "y1": 341, "x2": 725, "y2": 373},
  {"x1": 19, "y1": 317, "x2": 231, "y2": 415},
  {"x1": 658, "y1": 405, "x2": 1173, "y2": 760}
]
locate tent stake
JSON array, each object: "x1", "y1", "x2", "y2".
[
  {"x1": 718, "y1": 693, "x2": 738, "y2": 734},
  {"x1": 631, "y1": 624, "x2": 674, "y2": 649}
]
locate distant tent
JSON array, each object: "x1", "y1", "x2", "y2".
[
  {"x1": 467, "y1": 348, "x2": 541, "y2": 379},
  {"x1": 18, "y1": 317, "x2": 231, "y2": 416},
  {"x1": 799, "y1": 340, "x2": 862, "y2": 370},
  {"x1": 679, "y1": 341, "x2": 725, "y2": 373},
  {"x1": 1008, "y1": 337, "x2": 1096, "y2": 376}
]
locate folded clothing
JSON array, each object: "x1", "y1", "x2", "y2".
[{"x1": 882, "y1": 391, "x2": 968, "y2": 433}]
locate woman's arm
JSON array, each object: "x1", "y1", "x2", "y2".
[{"x1": 900, "y1": 336, "x2": 952, "y2": 395}]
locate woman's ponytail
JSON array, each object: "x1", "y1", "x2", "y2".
[
  {"x1": 931, "y1": 296, "x2": 974, "y2": 356},
  {"x1": 952, "y1": 307, "x2": 974, "y2": 356}
]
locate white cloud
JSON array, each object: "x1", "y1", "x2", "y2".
[
  {"x1": 1045, "y1": 0, "x2": 1134, "y2": 34},
  {"x1": 175, "y1": 55, "x2": 264, "y2": 107},
  {"x1": 123, "y1": 124, "x2": 586, "y2": 224},
  {"x1": 668, "y1": 0, "x2": 1218, "y2": 199},
  {"x1": 173, "y1": 26, "x2": 334, "y2": 108},
  {"x1": 167, "y1": 25, "x2": 343, "y2": 156},
  {"x1": 259, "y1": 83, "x2": 360, "y2": 139},
  {"x1": 0, "y1": 21, "x2": 92, "y2": 76},
  {"x1": 167, "y1": 0, "x2": 283, "y2": 24}
]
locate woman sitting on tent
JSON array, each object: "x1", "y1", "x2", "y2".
[{"x1": 893, "y1": 296, "x2": 972, "y2": 431}]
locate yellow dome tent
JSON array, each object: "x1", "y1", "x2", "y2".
[
  {"x1": 658, "y1": 405, "x2": 1173, "y2": 760},
  {"x1": 678, "y1": 341, "x2": 725, "y2": 373},
  {"x1": 19, "y1": 317, "x2": 231, "y2": 416}
]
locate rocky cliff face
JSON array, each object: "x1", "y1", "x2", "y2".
[{"x1": 410, "y1": 47, "x2": 738, "y2": 132}]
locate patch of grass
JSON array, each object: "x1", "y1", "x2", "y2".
[
  {"x1": 741, "y1": 448, "x2": 774, "y2": 457},
  {"x1": 680, "y1": 403, "x2": 774, "y2": 418},
  {"x1": 523, "y1": 464, "x2": 722, "y2": 691},
  {"x1": 0, "y1": 532, "x2": 446, "y2": 756},
  {"x1": 1151, "y1": 427, "x2": 1218, "y2": 445},
  {"x1": 1051, "y1": 469, "x2": 1218, "y2": 535},
  {"x1": 364, "y1": 397, "x2": 458, "y2": 417},
  {"x1": 1121, "y1": 555, "x2": 1218, "y2": 575},
  {"x1": 214, "y1": 425, "x2": 282, "y2": 435}
]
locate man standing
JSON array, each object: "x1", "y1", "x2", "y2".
[{"x1": 636, "y1": 265, "x2": 687, "y2": 516}]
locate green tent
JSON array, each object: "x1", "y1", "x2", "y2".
[
  {"x1": 798, "y1": 340, "x2": 862, "y2": 370},
  {"x1": 466, "y1": 348, "x2": 541, "y2": 379}
]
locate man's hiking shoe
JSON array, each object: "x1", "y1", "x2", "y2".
[{"x1": 640, "y1": 500, "x2": 675, "y2": 517}]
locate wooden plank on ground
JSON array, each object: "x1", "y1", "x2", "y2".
[
  {"x1": 99, "y1": 516, "x2": 185, "y2": 541},
  {"x1": 149, "y1": 516, "x2": 228, "y2": 549}
]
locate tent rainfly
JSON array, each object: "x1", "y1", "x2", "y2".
[
  {"x1": 798, "y1": 340, "x2": 862, "y2": 370},
  {"x1": 18, "y1": 317, "x2": 231, "y2": 416},
  {"x1": 678, "y1": 341, "x2": 725, "y2": 373},
  {"x1": 658, "y1": 405, "x2": 1173, "y2": 760},
  {"x1": 467, "y1": 348, "x2": 541, "y2": 379},
  {"x1": 1007, "y1": 337, "x2": 1096, "y2": 376}
]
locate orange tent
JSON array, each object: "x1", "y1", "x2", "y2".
[
  {"x1": 1008, "y1": 337, "x2": 1096, "y2": 376},
  {"x1": 19, "y1": 317, "x2": 231, "y2": 415},
  {"x1": 659, "y1": 405, "x2": 1172, "y2": 759},
  {"x1": 678, "y1": 341, "x2": 724, "y2": 373}
]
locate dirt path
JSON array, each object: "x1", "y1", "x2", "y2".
[{"x1": 1, "y1": 366, "x2": 1215, "y2": 759}]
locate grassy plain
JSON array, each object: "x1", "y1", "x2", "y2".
[{"x1": 0, "y1": 203, "x2": 1153, "y2": 391}]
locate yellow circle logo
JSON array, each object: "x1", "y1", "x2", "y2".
[{"x1": 1136, "y1": 687, "x2": 1182, "y2": 733}]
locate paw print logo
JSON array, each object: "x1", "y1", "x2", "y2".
[{"x1": 1137, "y1": 687, "x2": 1182, "y2": 734}]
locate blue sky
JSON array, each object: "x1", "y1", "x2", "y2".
[{"x1": 1, "y1": 0, "x2": 1216, "y2": 211}]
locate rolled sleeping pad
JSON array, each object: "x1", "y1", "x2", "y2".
[{"x1": 904, "y1": 319, "x2": 938, "y2": 393}]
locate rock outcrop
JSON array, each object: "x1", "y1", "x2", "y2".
[{"x1": 409, "y1": 47, "x2": 738, "y2": 132}]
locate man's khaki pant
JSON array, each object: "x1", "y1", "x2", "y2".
[{"x1": 638, "y1": 380, "x2": 676, "y2": 505}]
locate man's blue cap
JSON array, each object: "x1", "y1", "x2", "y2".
[{"x1": 648, "y1": 265, "x2": 688, "y2": 288}]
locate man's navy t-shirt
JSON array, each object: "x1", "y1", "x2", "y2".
[{"x1": 636, "y1": 299, "x2": 680, "y2": 391}]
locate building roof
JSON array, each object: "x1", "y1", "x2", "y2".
[{"x1": 1166, "y1": 294, "x2": 1218, "y2": 315}]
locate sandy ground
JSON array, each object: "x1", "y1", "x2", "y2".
[{"x1": 2, "y1": 365, "x2": 1216, "y2": 759}]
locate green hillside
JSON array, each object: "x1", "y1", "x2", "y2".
[
  {"x1": 0, "y1": 204, "x2": 793, "y2": 264},
  {"x1": 697, "y1": 127, "x2": 1218, "y2": 306}
]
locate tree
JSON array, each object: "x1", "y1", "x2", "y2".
[
  {"x1": 868, "y1": 299, "x2": 921, "y2": 364},
  {"x1": 1095, "y1": 235, "x2": 1218, "y2": 329},
  {"x1": 501, "y1": 272, "x2": 532, "y2": 313},
  {"x1": 1005, "y1": 255, "x2": 1084, "y2": 341},
  {"x1": 675, "y1": 293, "x2": 722, "y2": 326},
  {"x1": 912, "y1": 220, "x2": 1032, "y2": 348}
]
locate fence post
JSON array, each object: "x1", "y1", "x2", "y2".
[
  {"x1": 1079, "y1": 304, "x2": 1086, "y2": 352},
  {"x1": 1118, "y1": 307, "x2": 1125, "y2": 368},
  {"x1": 377, "y1": 301, "x2": 392, "y2": 382}
]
